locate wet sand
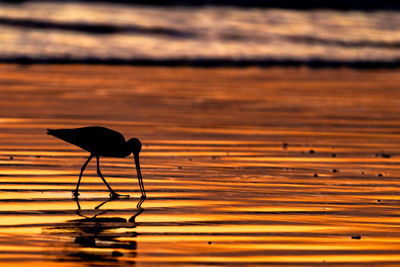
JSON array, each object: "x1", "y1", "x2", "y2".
[{"x1": 0, "y1": 64, "x2": 400, "y2": 266}]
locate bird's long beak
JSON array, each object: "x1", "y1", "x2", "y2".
[{"x1": 134, "y1": 153, "x2": 146, "y2": 197}]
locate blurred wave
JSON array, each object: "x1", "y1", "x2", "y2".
[
  {"x1": 1, "y1": 2, "x2": 400, "y2": 68},
  {"x1": 0, "y1": 17, "x2": 195, "y2": 37}
]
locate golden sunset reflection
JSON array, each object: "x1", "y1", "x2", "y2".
[{"x1": 0, "y1": 65, "x2": 400, "y2": 265}]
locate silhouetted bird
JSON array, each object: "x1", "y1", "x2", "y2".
[{"x1": 47, "y1": 126, "x2": 146, "y2": 198}]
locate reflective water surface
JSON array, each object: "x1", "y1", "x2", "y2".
[{"x1": 0, "y1": 65, "x2": 400, "y2": 265}]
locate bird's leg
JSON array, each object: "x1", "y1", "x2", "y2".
[
  {"x1": 73, "y1": 154, "x2": 93, "y2": 197},
  {"x1": 96, "y1": 156, "x2": 128, "y2": 199},
  {"x1": 96, "y1": 156, "x2": 115, "y2": 195}
]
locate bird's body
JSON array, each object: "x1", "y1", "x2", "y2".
[
  {"x1": 48, "y1": 127, "x2": 130, "y2": 158},
  {"x1": 47, "y1": 126, "x2": 146, "y2": 199}
]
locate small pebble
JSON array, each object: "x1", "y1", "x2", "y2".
[
  {"x1": 377, "y1": 200, "x2": 381, "y2": 203},
  {"x1": 332, "y1": 169, "x2": 338, "y2": 173},
  {"x1": 112, "y1": 251, "x2": 123, "y2": 257},
  {"x1": 177, "y1": 166, "x2": 182, "y2": 169},
  {"x1": 361, "y1": 171, "x2": 364, "y2": 174},
  {"x1": 351, "y1": 235, "x2": 361, "y2": 240},
  {"x1": 381, "y1": 153, "x2": 391, "y2": 158},
  {"x1": 309, "y1": 149, "x2": 315, "y2": 154},
  {"x1": 331, "y1": 153, "x2": 336, "y2": 157},
  {"x1": 9, "y1": 156, "x2": 13, "y2": 160},
  {"x1": 313, "y1": 173, "x2": 318, "y2": 177},
  {"x1": 377, "y1": 173, "x2": 383, "y2": 177},
  {"x1": 211, "y1": 156, "x2": 217, "y2": 159},
  {"x1": 208, "y1": 241, "x2": 212, "y2": 245},
  {"x1": 282, "y1": 142, "x2": 288, "y2": 149}
]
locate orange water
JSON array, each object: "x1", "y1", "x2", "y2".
[{"x1": 0, "y1": 65, "x2": 400, "y2": 266}]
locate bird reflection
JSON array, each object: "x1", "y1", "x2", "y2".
[
  {"x1": 74, "y1": 195, "x2": 146, "y2": 223},
  {"x1": 46, "y1": 196, "x2": 146, "y2": 263}
]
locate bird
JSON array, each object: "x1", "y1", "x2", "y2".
[{"x1": 47, "y1": 126, "x2": 146, "y2": 199}]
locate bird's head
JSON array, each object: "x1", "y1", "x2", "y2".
[{"x1": 127, "y1": 138, "x2": 142, "y2": 156}]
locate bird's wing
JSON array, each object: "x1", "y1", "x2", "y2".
[{"x1": 47, "y1": 126, "x2": 126, "y2": 154}]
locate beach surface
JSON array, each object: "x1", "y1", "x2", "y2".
[{"x1": 0, "y1": 64, "x2": 400, "y2": 266}]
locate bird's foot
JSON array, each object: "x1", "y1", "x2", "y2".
[{"x1": 110, "y1": 192, "x2": 129, "y2": 199}]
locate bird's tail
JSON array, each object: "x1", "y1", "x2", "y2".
[{"x1": 46, "y1": 128, "x2": 74, "y2": 143}]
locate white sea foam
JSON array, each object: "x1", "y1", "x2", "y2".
[{"x1": 0, "y1": 2, "x2": 399, "y2": 63}]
